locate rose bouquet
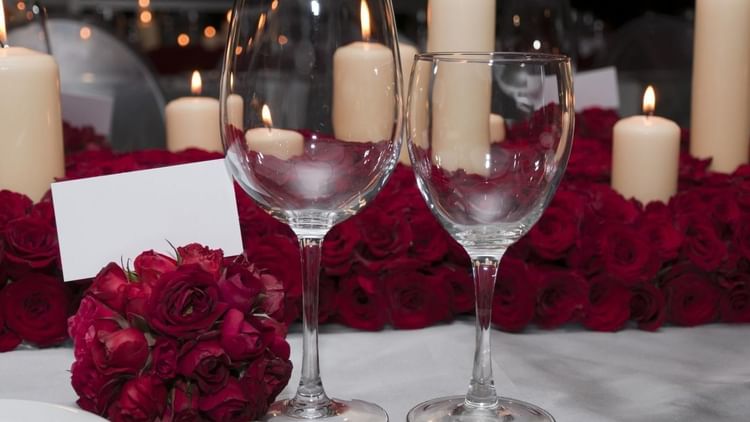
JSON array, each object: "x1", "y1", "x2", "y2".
[{"x1": 67, "y1": 243, "x2": 293, "y2": 421}]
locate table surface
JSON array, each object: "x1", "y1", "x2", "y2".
[{"x1": 1, "y1": 320, "x2": 749, "y2": 422}]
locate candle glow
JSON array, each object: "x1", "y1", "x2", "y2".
[
  {"x1": 643, "y1": 86, "x2": 656, "y2": 115},
  {"x1": 361, "y1": 0, "x2": 372, "y2": 41},
  {"x1": 0, "y1": 4, "x2": 7, "y2": 46},
  {"x1": 262, "y1": 104, "x2": 273, "y2": 129},
  {"x1": 191, "y1": 71, "x2": 202, "y2": 95}
]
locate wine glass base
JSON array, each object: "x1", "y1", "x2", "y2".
[
  {"x1": 262, "y1": 398, "x2": 389, "y2": 422},
  {"x1": 407, "y1": 396, "x2": 555, "y2": 422}
]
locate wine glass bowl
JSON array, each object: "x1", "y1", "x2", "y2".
[
  {"x1": 406, "y1": 53, "x2": 574, "y2": 422},
  {"x1": 221, "y1": 0, "x2": 401, "y2": 421}
]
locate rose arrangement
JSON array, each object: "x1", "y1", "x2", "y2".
[
  {"x1": 2, "y1": 110, "x2": 750, "y2": 356},
  {"x1": 67, "y1": 243, "x2": 293, "y2": 421}
]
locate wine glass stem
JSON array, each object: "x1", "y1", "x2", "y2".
[
  {"x1": 290, "y1": 237, "x2": 332, "y2": 416},
  {"x1": 466, "y1": 251, "x2": 506, "y2": 409}
]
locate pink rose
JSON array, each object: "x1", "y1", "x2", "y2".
[
  {"x1": 220, "y1": 309, "x2": 269, "y2": 361},
  {"x1": 88, "y1": 263, "x2": 131, "y2": 312},
  {"x1": 133, "y1": 250, "x2": 177, "y2": 286},
  {"x1": 89, "y1": 323, "x2": 149, "y2": 376},
  {"x1": 178, "y1": 243, "x2": 224, "y2": 279},
  {"x1": 108, "y1": 375, "x2": 167, "y2": 422}
]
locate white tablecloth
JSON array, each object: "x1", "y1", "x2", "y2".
[{"x1": 1, "y1": 320, "x2": 749, "y2": 422}]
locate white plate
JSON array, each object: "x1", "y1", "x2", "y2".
[{"x1": 0, "y1": 399, "x2": 107, "y2": 422}]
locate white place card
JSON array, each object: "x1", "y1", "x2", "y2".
[
  {"x1": 543, "y1": 66, "x2": 620, "y2": 111},
  {"x1": 61, "y1": 92, "x2": 115, "y2": 136},
  {"x1": 52, "y1": 159, "x2": 244, "y2": 281}
]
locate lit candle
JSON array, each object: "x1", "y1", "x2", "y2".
[
  {"x1": 398, "y1": 42, "x2": 419, "y2": 165},
  {"x1": 612, "y1": 86, "x2": 680, "y2": 204},
  {"x1": 245, "y1": 105, "x2": 304, "y2": 160},
  {"x1": 427, "y1": 0, "x2": 496, "y2": 176},
  {"x1": 165, "y1": 71, "x2": 222, "y2": 152},
  {"x1": 0, "y1": 7, "x2": 64, "y2": 202},
  {"x1": 332, "y1": 0, "x2": 395, "y2": 143},
  {"x1": 689, "y1": 0, "x2": 750, "y2": 173}
]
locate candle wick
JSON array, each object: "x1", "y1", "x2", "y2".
[
  {"x1": 646, "y1": 110, "x2": 654, "y2": 118},
  {"x1": 0, "y1": 40, "x2": 7, "y2": 49}
]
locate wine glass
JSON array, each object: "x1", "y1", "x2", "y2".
[
  {"x1": 405, "y1": 53, "x2": 574, "y2": 422},
  {"x1": 220, "y1": 1, "x2": 401, "y2": 421}
]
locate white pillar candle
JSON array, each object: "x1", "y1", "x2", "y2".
[
  {"x1": 690, "y1": 0, "x2": 750, "y2": 173},
  {"x1": 166, "y1": 71, "x2": 222, "y2": 153},
  {"x1": 245, "y1": 105, "x2": 304, "y2": 160},
  {"x1": 0, "y1": 13, "x2": 64, "y2": 202},
  {"x1": 398, "y1": 42, "x2": 419, "y2": 165},
  {"x1": 227, "y1": 94, "x2": 244, "y2": 130},
  {"x1": 427, "y1": 0, "x2": 496, "y2": 176},
  {"x1": 332, "y1": 0, "x2": 395, "y2": 143},
  {"x1": 490, "y1": 114, "x2": 506, "y2": 143},
  {"x1": 612, "y1": 87, "x2": 680, "y2": 204}
]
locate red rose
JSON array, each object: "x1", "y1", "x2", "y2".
[
  {"x1": 0, "y1": 298, "x2": 21, "y2": 352},
  {"x1": 133, "y1": 250, "x2": 177, "y2": 286},
  {"x1": 71, "y1": 356, "x2": 123, "y2": 415},
  {"x1": 2, "y1": 274, "x2": 70, "y2": 346},
  {"x1": 357, "y1": 210, "x2": 412, "y2": 265},
  {"x1": 528, "y1": 206, "x2": 578, "y2": 260},
  {"x1": 147, "y1": 265, "x2": 227, "y2": 339},
  {"x1": 566, "y1": 235, "x2": 604, "y2": 276},
  {"x1": 322, "y1": 220, "x2": 360, "y2": 276},
  {"x1": 665, "y1": 272, "x2": 720, "y2": 326},
  {"x1": 492, "y1": 257, "x2": 536, "y2": 332},
  {"x1": 67, "y1": 296, "x2": 117, "y2": 359},
  {"x1": 150, "y1": 338, "x2": 179, "y2": 379},
  {"x1": 735, "y1": 221, "x2": 750, "y2": 261},
  {"x1": 534, "y1": 269, "x2": 589, "y2": 329},
  {"x1": 336, "y1": 274, "x2": 388, "y2": 331},
  {"x1": 630, "y1": 283, "x2": 666, "y2": 331},
  {"x1": 220, "y1": 309, "x2": 269, "y2": 361},
  {"x1": 582, "y1": 275, "x2": 631, "y2": 332},
  {"x1": 599, "y1": 225, "x2": 661, "y2": 285},
  {"x1": 244, "y1": 351, "x2": 292, "y2": 403},
  {"x1": 88, "y1": 263, "x2": 131, "y2": 313},
  {"x1": 2, "y1": 216, "x2": 59, "y2": 277},
  {"x1": 408, "y1": 212, "x2": 448, "y2": 263},
  {"x1": 576, "y1": 108, "x2": 620, "y2": 142},
  {"x1": 245, "y1": 234, "x2": 301, "y2": 323},
  {"x1": 89, "y1": 323, "x2": 149, "y2": 376},
  {"x1": 721, "y1": 281, "x2": 750, "y2": 323},
  {"x1": 681, "y1": 221, "x2": 727, "y2": 271},
  {"x1": 108, "y1": 375, "x2": 167, "y2": 422},
  {"x1": 584, "y1": 185, "x2": 640, "y2": 224},
  {"x1": 0, "y1": 190, "x2": 32, "y2": 231},
  {"x1": 434, "y1": 264, "x2": 474, "y2": 314},
  {"x1": 217, "y1": 262, "x2": 266, "y2": 314},
  {"x1": 385, "y1": 271, "x2": 451, "y2": 329},
  {"x1": 178, "y1": 243, "x2": 224, "y2": 279},
  {"x1": 168, "y1": 381, "x2": 201, "y2": 422},
  {"x1": 638, "y1": 219, "x2": 684, "y2": 262},
  {"x1": 177, "y1": 340, "x2": 231, "y2": 394},
  {"x1": 199, "y1": 378, "x2": 264, "y2": 422}
]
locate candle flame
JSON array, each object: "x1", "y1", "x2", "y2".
[
  {"x1": 262, "y1": 105, "x2": 273, "y2": 128},
  {"x1": 0, "y1": 3, "x2": 7, "y2": 46},
  {"x1": 643, "y1": 85, "x2": 656, "y2": 115},
  {"x1": 361, "y1": 0, "x2": 371, "y2": 41},
  {"x1": 191, "y1": 71, "x2": 202, "y2": 95}
]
